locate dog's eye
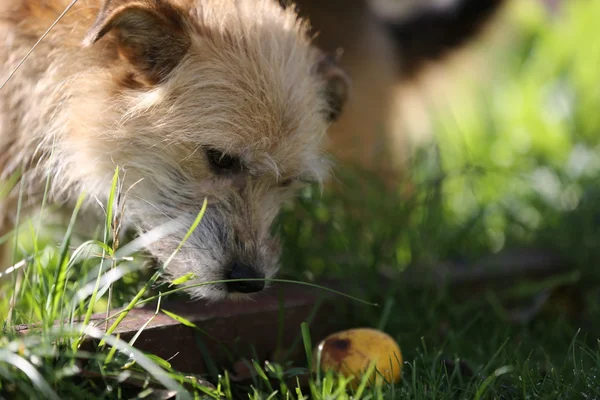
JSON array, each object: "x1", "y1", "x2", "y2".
[
  {"x1": 279, "y1": 178, "x2": 292, "y2": 187},
  {"x1": 206, "y1": 149, "x2": 242, "y2": 172}
]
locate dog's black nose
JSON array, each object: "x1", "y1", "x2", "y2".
[{"x1": 226, "y1": 262, "x2": 265, "y2": 293}]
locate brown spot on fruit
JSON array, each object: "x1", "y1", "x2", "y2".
[
  {"x1": 321, "y1": 337, "x2": 352, "y2": 364},
  {"x1": 332, "y1": 338, "x2": 350, "y2": 351}
]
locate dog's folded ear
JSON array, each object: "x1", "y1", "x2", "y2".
[
  {"x1": 316, "y1": 53, "x2": 350, "y2": 123},
  {"x1": 84, "y1": 0, "x2": 191, "y2": 85}
]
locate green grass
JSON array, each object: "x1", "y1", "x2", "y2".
[{"x1": 2, "y1": 0, "x2": 600, "y2": 398}]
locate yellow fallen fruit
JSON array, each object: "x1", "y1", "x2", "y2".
[{"x1": 313, "y1": 328, "x2": 403, "y2": 389}]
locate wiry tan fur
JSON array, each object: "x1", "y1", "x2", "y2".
[{"x1": 0, "y1": 0, "x2": 349, "y2": 299}]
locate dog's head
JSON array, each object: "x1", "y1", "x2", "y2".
[{"x1": 78, "y1": 0, "x2": 349, "y2": 299}]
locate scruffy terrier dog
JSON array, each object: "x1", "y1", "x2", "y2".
[
  {"x1": 1, "y1": 0, "x2": 507, "y2": 300},
  {"x1": 0, "y1": 0, "x2": 349, "y2": 299}
]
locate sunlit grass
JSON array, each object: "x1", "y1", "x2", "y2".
[{"x1": 2, "y1": 0, "x2": 600, "y2": 398}]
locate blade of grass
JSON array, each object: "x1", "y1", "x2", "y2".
[
  {"x1": 193, "y1": 332, "x2": 220, "y2": 381},
  {"x1": 100, "y1": 198, "x2": 208, "y2": 345},
  {"x1": 110, "y1": 278, "x2": 377, "y2": 315},
  {"x1": 301, "y1": 322, "x2": 313, "y2": 373},
  {"x1": 0, "y1": 350, "x2": 60, "y2": 400},
  {"x1": 74, "y1": 324, "x2": 192, "y2": 399},
  {"x1": 474, "y1": 365, "x2": 514, "y2": 400},
  {"x1": 275, "y1": 287, "x2": 285, "y2": 359},
  {"x1": 479, "y1": 337, "x2": 510, "y2": 375},
  {"x1": 282, "y1": 296, "x2": 324, "y2": 362},
  {"x1": 6, "y1": 171, "x2": 26, "y2": 328},
  {"x1": 105, "y1": 167, "x2": 120, "y2": 332},
  {"x1": 376, "y1": 297, "x2": 394, "y2": 331},
  {"x1": 104, "y1": 333, "x2": 120, "y2": 365},
  {"x1": 0, "y1": 0, "x2": 79, "y2": 91},
  {"x1": 127, "y1": 294, "x2": 162, "y2": 349},
  {"x1": 252, "y1": 359, "x2": 274, "y2": 393},
  {"x1": 48, "y1": 192, "x2": 86, "y2": 323}
]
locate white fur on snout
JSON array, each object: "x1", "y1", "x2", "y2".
[{"x1": 132, "y1": 204, "x2": 278, "y2": 300}]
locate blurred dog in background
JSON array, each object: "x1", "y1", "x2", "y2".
[{"x1": 290, "y1": 0, "x2": 508, "y2": 179}]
